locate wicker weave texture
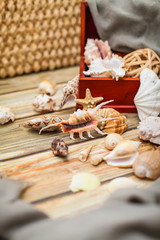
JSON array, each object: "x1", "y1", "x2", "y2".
[{"x1": 0, "y1": 0, "x2": 81, "y2": 78}]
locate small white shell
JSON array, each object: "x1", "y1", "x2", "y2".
[
  {"x1": 0, "y1": 106, "x2": 15, "y2": 125},
  {"x1": 69, "y1": 172, "x2": 100, "y2": 192},
  {"x1": 107, "y1": 177, "x2": 137, "y2": 193},
  {"x1": 33, "y1": 94, "x2": 56, "y2": 113},
  {"x1": 39, "y1": 80, "x2": 56, "y2": 96},
  {"x1": 103, "y1": 140, "x2": 141, "y2": 167},
  {"x1": 104, "y1": 133, "x2": 123, "y2": 150}
]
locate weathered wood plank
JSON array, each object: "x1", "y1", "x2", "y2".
[
  {"x1": 35, "y1": 176, "x2": 153, "y2": 219},
  {"x1": 0, "y1": 66, "x2": 79, "y2": 95},
  {"x1": 0, "y1": 113, "x2": 143, "y2": 161}
]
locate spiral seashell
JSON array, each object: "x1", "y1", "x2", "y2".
[
  {"x1": 79, "y1": 145, "x2": 94, "y2": 162},
  {"x1": 96, "y1": 108, "x2": 127, "y2": 135},
  {"x1": 133, "y1": 149, "x2": 160, "y2": 180},
  {"x1": 104, "y1": 133, "x2": 124, "y2": 150},
  {"x1": 104, "y1": 140, "x2": 141, "y2": 167},
  {"x1": 90, "y1": 151, "x2": 107, "y2": 166}
]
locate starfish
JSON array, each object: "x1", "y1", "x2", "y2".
[{"x1": 75, "y1": 88, "x2": 103, "y2": 110}]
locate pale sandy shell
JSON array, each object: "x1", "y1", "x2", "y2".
[
  {"x1": 69, "y1": 172, "x2": 100, "y2": 192},
  {"x1": 107, "y1": 177, "x2": 137, "y2": 193},
  {"x1": 39, "y1": 80, "x2": 56, "y2": 96},
  {"x1": 0, "y1": 106, "x2": 15, "y2": 125},
  {"x1": 79, "y1": 145, "x2": 94, "y2": 162},
  {"x1": 104, "y1": 133, "x2": 123, "y2": 150},
  {"x1": 133, "y1": 149, "x2": 160, "y2": 180}
]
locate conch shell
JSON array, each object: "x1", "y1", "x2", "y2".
[
  {"x1": 104, "y1": 133, "x2": 124, "y2": 150},
  {"x1": 33, "y1": 94, "x2": 56, "y2": 113},
  {"x1": 69, "y1": 172, "x2": 100, "y2": 192},
  {"x1": 138, "y1": 116, "x2": 160, "y2": 145},
  {"x1": 84, "y1": 39, "x2": 112, "y2": 67},
  {"x1": 23, "y1": 115, "x2": 62, "y2": 131},
  {"x1": 0, "y1": 106, "x2": 15, "y2": 125},
  {"x1": 83, "y1": 54, "x2": 126, "y2": 80},
  {"x1": 133, "y1": 149, "x2": 160, "y2": 180},
  {"x1": 59, "y1": 75, "x2": 79, "y2": 109},
  {"x1": 134, "y1": 68, "x2": 160, "y2": 121},
  {"x1": 96, "y1": 108, "x2": 127, "y2": 134},
  {"x1": 39, "y1": 80, "x2": 56, "y2": 96},
  {"x1": 79, "y1": 145, "x2": 94, "y2": 162},
  {"x1": 103, "y1": 140, "x2": 141, "y2": 167}
]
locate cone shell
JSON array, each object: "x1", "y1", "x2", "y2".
[
  {"x1": 97, "y1": 108, "x2": 128, "y2": 134},
  {"x1": 133, "y1": 149, "x2": 160, "y2": 180},
  {"x1": 104, "y1": 140, "x2": 141, "y2": 167},
  {"x1": 69, "y1": 172, "x2": 100, "y2": 192},
  {"x1": 104, "y1": 133, "x2": 124, "y2": 150},
  {"x1": 79, "y1": 145, "x2": 94, "y2": 162},
  {"x1": 90, "y1": 151, "x2": 108, "y2": 166},
  {"x1": 39, "y1": 80, "x2": 56, "y2": 96}
]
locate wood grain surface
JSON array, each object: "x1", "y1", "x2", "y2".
[{"x1": 0, "y1": 66, "x2": 156, "y2": 219}]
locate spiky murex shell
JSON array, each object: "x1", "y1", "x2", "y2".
[{"x1": 68, "y1": 109, "x2": 93, "y2": 125}]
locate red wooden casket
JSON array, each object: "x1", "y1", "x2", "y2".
[{"x1": 77, "y1": 1, "x2": 140, "y2": 113}]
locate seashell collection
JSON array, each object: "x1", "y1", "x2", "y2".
[
  {"x1": 33, "y1": 94, "x2": 56, "y2": 113},
  {"x1": 133, "y1": 149, "x2": 160, "y2": 180},
  {"x1": 83, "y1": 54, "x2": 126, "y2": 80},
  {"x1": 39, "y1": 100, "x2": 115, "y2": 140},
  {"x1": 0, "y1": 106, "x2": 15, "y2": 125},
  {"x1": 137, "y1": 116, "x2": 160, "y2": 145}
]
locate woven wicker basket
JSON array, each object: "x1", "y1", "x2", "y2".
[{"x1": 0, "y1": 0, "x2": 81, "y2": 78}]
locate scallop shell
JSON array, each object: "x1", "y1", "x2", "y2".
[
  {"x1": 79, "y1": 145, "x2": 94, "y2": 162},
  {"x1": 104, "y1": 133, "x2": 124, "y2": 150},
  {"x1": 69, "y1": 172, "x2": 100, "y2": 192},
  {"x1": 107, "y1": 177, "x2": 137, "y2": 193},
  {"x1": 133, "y1": 149, "x2": 160, "y2": 180},
  {"x1": 33, "y1": 94, "x2": 56, "y2": 113},
  {"x1": 96, "y1": 108, "x2": 128, "y2": 134},
  {"x1": 134, "y1": 68, "x2": 160, "y2": 121},
  {"x1": 83, "y1": 54, "x2": 126, "y2": 80},
  {"x1": 138, "y1": 116, "x2": 160, "y2": 145},
  {"x1": 39, "y1": 80, "x2": 56, "y2": 96},
  {"x1": 103, "y1": 140, "x2": 141, "y2": 167},
  {"x1": 0, "y1": 106, "x2": 15, "y2": 125}
]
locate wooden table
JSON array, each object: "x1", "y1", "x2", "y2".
[{"x1": 0, "y1": 66, "x2": 155, "y2": 219}]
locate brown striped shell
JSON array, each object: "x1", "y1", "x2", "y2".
[{"x1": 96, "y1": 108, "x2": 127, "y2": 134}]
